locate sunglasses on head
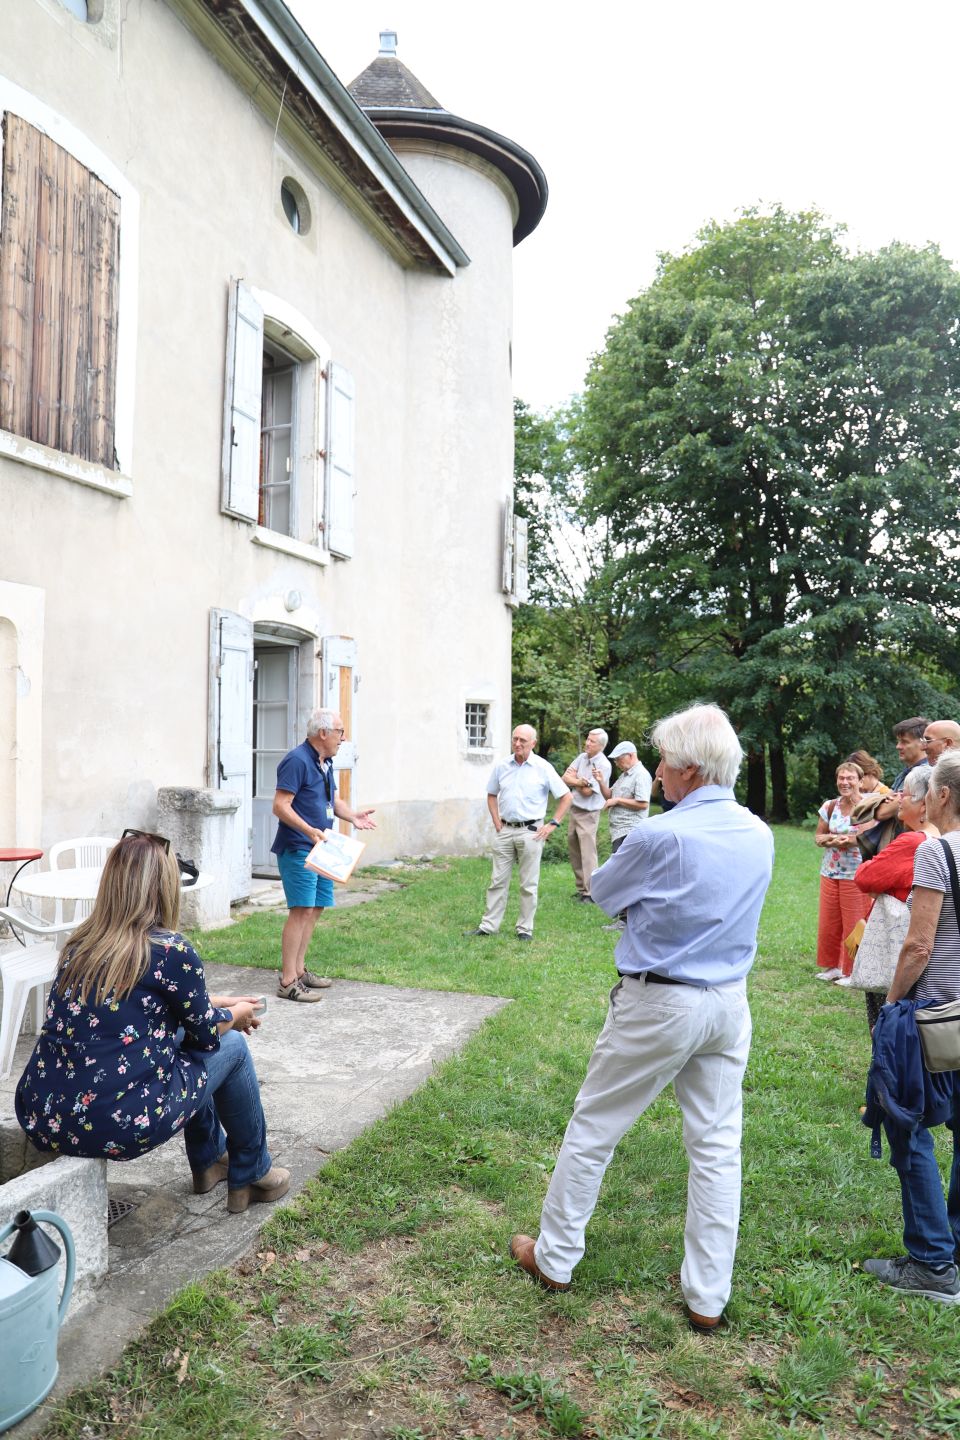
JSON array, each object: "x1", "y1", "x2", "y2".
[{"x1": 121, "y1": 829, "x2": 199, "y2": 886}]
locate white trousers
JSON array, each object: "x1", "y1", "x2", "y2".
[
  {"x1": 480, "y1": 827, "x2": 544, "y2": 936},
  {"x1": 536, "y1": 974, "x2": 752, "y2": 1317}
]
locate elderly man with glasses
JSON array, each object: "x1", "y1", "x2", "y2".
[
  {"x1": 922, "y1": 721, "x2": 960, "y2": 764},
  {"x1": 271, "y1": 708, "x2": 376, "y2": 1002}
]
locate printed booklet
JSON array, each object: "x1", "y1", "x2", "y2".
[{"x1": 303, "y1": 832, "x2": 366, "y2": 883}]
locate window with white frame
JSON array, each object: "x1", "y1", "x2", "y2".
[
  {"x1": 501, "y1": 497, "x2": 529, "y2": 606},
  {"x1": 221, "y1": 280, "x2": 355, "y2": 557},
  {"x1": 465, "y1": 702, "x2": 491, "y2": 749}
]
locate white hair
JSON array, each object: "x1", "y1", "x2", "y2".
[
  {"x1": 902, "y1": 766, "x2": 931, "y2": 802},
  {"x1": 932, "y1": 750, "x2": 960, "y2": 814},
  {"x1": 650, "y1": 703, "x2": 743, "y2": 789},
  {"x1": 588, "y1": 728, "x2": 609, "y2": 747},
  {"x1": 307, "y1": 708, "x2": 337, "y2": 738}
]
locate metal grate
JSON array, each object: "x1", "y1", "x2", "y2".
[
  {"x1": 107, "y1": 1197, "x2": 137, "y2": 1228},
  {"x1": 465, "y1": 702, "x2": 490, "y2": 749}
]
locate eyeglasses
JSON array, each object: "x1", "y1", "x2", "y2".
[
  {"x1": 121, "y1": 829, "x2": 198, "y2": 886},
  {"x1": 122, "y1": 828, "x2": 170, "y2": 852}
]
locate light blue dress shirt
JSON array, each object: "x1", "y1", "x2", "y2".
[
  {"x1": 591, "y1": 785, "x2": 774, "y2": 985},
  {"x1": 487, "y1": 753, "x2": 569, "y2": 822}
]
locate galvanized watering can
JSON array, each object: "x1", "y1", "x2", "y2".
[{"x1": 0, "y1": 1209, "x2": 75, "y2": 1432}]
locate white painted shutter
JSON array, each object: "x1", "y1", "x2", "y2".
[
  {"x1": 221, "y1": 280, "x2": 263, "y2": 522},
  {"x1": 513, "y1": 515, "x2": 529, "y2": 603},
  {"x1": 322, "y1": 635, "x2": 358, "y2": 777},
  {"x1": 325, "y1": 362, "x2": 355, "y2": 557},
  {"x1": 209, "y1": 609, "x2": 254, "y2": 900},
  {"x1": 501, "y1": 498, "x2": 515, "y2": 594}
]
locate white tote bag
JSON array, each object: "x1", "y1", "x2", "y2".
[{"x1": 848, "y1": 893, "x2": 910, "y2": 991}]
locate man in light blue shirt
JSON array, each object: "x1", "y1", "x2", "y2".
[
  {"x1": 510, "y1": 704, "x2": 774, "y2": 1333},
  {"x1": 466, "y1": 725, "x2": 571, "y2": 941}
]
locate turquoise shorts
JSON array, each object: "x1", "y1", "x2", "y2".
[{"x1": 276, "y1": 848, "x2": 335, "y2": 909}]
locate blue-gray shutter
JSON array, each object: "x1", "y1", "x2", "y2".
[
  {"x1": 221, "y1": 281, "x2": 263, "y2": 522},
  {"x1": 325, "y1": 362, "x2": 355, "y2": 557}
]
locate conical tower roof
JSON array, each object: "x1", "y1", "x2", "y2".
[{"x1": 348, "y1": 31, "x2": 547, "y2": 245}]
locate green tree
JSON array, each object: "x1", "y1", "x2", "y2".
[{"x1": 577, "y1": 210, "x2": 960, "y2": 816}]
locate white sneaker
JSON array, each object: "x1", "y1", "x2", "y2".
[
  {"x1": 817, "y1": 967, "x2": 843, "y2": 981},
  {"x1": 834, "y1": 976, "x2": 854, "y2": 987}
]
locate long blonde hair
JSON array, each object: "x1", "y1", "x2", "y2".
[{"x1": 57, "y1": 833, "x2": 182, "y2": 1005}]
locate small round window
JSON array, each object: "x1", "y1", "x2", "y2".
[{"x1": 280, "y1": 179, "x2": 311, "y2": 236}]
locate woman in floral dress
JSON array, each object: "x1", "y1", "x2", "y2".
[
  {"x1": 814, "y1": 761, "x2": 871, "y2": 983},
  {"x1": 16, "y1": 831, "x2": 288, "y2": 1214}
]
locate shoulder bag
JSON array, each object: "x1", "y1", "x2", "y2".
[
  {"x1": 848, "y1": 893, "x2": 910, "y2": 991},
  {"x1": 915, "y1": 838, "x2": 960, "y2": 1073}
]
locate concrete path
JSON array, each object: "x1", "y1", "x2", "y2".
[{"x1": 0, "y1": 963, "x2": 509, "y2": 1433}]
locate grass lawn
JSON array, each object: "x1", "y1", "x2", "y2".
[{"x1": 42, "y1": 827, "x2": 960, "y2": 1439}]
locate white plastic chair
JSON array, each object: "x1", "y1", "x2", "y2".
[
  {"x1": 48, "y1": 836, "x2": 118, "y2": 923},
  {"x1": 0, "y1": 939, "x2": 60, "y2": 1079}
]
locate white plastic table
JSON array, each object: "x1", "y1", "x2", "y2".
[{"x1": 13, "y1": 868, "x2": 213, "y2": 904}]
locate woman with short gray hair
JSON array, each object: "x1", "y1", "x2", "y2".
[{"x1": 863, "y1": 749, "x2": 960, "y2": 1303}]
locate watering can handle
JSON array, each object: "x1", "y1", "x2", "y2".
[{"x1": 0, "y1": 1210, "x2": 76, "y2": 1324}]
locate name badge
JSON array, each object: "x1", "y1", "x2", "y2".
[{"x1": 326, "y1": 805, "x2": 335, "y2": 821}]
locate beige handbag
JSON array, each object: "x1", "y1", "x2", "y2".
[
  {"x1": 915, "y1": 840, "x2": 960, "y2": 1072},
  {"x1": 848, "y1": 894, "x2": 910, "y2": 991}
]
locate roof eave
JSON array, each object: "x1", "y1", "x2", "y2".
[
  {"x1": 174, "y1": 0, "x2": 470, "y2": 274},
  {"x1": 362, "y1": 107, "x2": 549, "y2": 246}
]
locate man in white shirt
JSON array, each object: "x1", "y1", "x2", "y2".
[
  {"x1": 562, "y1": 729, "x2": 612, "y2": 903},
  {"x1": 466, "y1": 725, "x2": 572, "y2": 941},
  {"x1": 596, "y1": 741, "x2": 652, "y2": 932}
]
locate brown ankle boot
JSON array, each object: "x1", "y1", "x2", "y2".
[
  {"x1": 192, "y1": 1152, "x2": 229, "y2": 1194},
  {"x1": 227, "y1": 1166, "x2": 291, "y2": 1214}
]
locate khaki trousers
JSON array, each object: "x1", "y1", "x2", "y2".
[
  {"x1": 479, "y1": 826, "x2": 544, "y2": 936},
  {"x1": 568, "y1": 807, "x2": 601, "y2": 896}
]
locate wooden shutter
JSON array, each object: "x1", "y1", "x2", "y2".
[
  {"x1": 325, "y1": 362, "x2": 355, "y2": 557},
  {"x1": 322, "y1": 635, "x2": 358, "y2": 831},
  {"x1": 221, "y1": 280, "x2": 263, "y2": 522},
  {"x1": 501, "y1": 498, "x2": 515, "y2": 594},
  {"x1": 208, "y1": 609, "x2": 254, "y2": 900},
  {"x1": 513, "y1": 515, "x2": 529, "y2": 603},
  {"x1": 0, "y1": 112, "x2": 120, "y2": 467}
]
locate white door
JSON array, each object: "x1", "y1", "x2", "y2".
[
  {"x1": 252, "y1": 642, "x2": 299, "y2": 874},
  {"x1": 322, "y1": 636, "x2": 358, "y2": 833},
  {"x1": 209, "y1": 609, "x2": 254, "y2": 901}
]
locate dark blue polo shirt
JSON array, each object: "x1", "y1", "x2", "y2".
[{"x1": 270, "y1": 740, "x2": 337, "y2": 855}]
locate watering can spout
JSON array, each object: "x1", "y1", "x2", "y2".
[{"x1": 6, "y1": 1209, "x2": 61, "y2": 1277}]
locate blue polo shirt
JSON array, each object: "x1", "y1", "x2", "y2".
[{"x1": 270, "y1": 740, "x2": 337, "y2": 855}]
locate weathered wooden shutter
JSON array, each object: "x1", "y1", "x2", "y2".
[
  {"x1": 0, "y1": 112, "x2": 120, "y2": 467},
  {"x1": 221, "y1": 280, "x2": 263, "y2": 522},
  {"x1": 322, "y1": 635, "x2": 358, "y2": 831},
  {"x1": 513, "y1": 515, "x2": 529, "y2": 603},
  {"x1": 208, "y1": 609, "x2": 254, "y2": 900},
  {"x1": 325, "y1": 362, "x2": 355, "y2": 557},
  {"x1": 501, "y1": 498, "x2": 515, "y2": 594}
]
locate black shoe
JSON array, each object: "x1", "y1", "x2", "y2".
[
  {"x1": 463, "y1": 927, "x2": 494, "y2": 937},
  {"x1": 579, "y1": 895, "x2": 595, "y2": 905},
  {"x1": 863, "y1": 1256, "x2": 960, "y2": 1303},
  {"x1": 516, "y1": 932, "x2": 532, "y2": 942}
]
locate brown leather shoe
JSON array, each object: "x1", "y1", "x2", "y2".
[
  {"x1": 227, "y1": 1166, "x2": 291, "y2": 1214},
  {"x1": 687, "y1": 1308, "x2": 723, "y2": 1335},
  {"x1": 192, "y1": 1152, "x2": 229, "y2": 1194},
  {"x1": 509, "y1": 1234, "x2": 570, "y2": 1291}
]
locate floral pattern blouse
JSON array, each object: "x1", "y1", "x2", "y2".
[
  {"x1": 817, "y1": 799, "x2": 863, "y2": 881},
  {"x1": 15, "y1": 931, "x2": 228, "y2": 1160}
]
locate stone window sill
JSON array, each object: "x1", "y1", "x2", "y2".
[
  {"x1": 251, "y1": 527, "x2": 329, "y2": 566},
  {"x1": 0, "y1": 429, "x2": 132, "y2": 497}
]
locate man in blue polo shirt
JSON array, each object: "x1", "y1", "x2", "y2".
[{"x1": 271, "y1": 708, "x2": 376, "y2": 1002}]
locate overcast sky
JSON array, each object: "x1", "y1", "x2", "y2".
[{"x1": 287, "y1": 0, "x2": 960, "y2": 413}]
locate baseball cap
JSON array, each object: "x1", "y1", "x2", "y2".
[{"x1": 609, "y1": 741, "x2": 637, "y2": 759}]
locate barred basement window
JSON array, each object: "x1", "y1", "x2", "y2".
[
  {"x1": 0, "y1": 111, "x2": 120, "y2": 468},
  {"x1": 465, "y1": 702, "x2": 490, "y2": 749}
]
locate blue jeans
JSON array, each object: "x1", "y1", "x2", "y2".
[
  {"x1": 885, "y1": 1073, "x2": 960, "y2": 1267},
  {"x1": 182, "y1": 1030, "x2": 271, "y2": 1189}
]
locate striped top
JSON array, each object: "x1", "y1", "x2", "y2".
[{"x1": 911, "y1": 834, "x2": 960, "y2": 1003}]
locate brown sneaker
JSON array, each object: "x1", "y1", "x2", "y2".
[
  {"x1": 301, "y1": 969, "x2": 333, "y2": 989},
  {"x1": 192, "y1": 1151, "x2": 229, "y2": 1194},
  {"x1": 509, "y1": 1234, "x2": 570, "y2": 1291},
  {"x1": 227, "y1": 1166, "x2": 291, "y2": 1214},
  {"x1": 277, "y1": 978, "x2": 324, "y2": 1003}
]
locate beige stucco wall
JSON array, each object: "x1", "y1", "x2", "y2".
[{"x1": 0, "y1": 0, "x2": 520, "y2": 872}]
